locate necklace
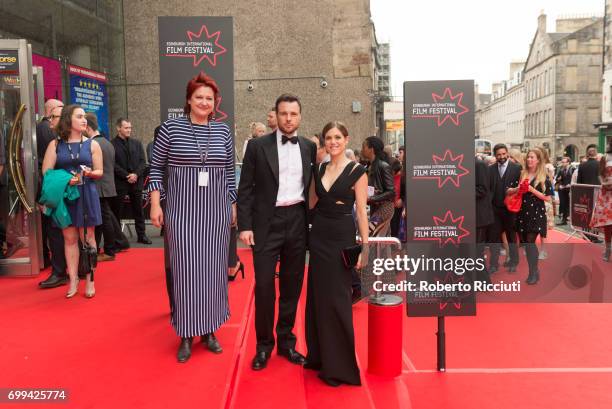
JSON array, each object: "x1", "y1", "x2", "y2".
[{"x1": 66, "y1": 136, "x2": 84, "y2": 162}]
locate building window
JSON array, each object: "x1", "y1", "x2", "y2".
[
  {"x1": 565, "y1": 66, "x2": 578, "y2": 91},
  {"x1": 544, "y1": 70, "x2": 549, "y2": 95},
  {"x1": 588, "y1": 66, "x2": 600, "y2": 91},
  {"x1": 564, "y1": 108, "x2": 577, "y2": 133},
  {"x1": 587, "y1": 108, "x2": 600, "y2": 132}
]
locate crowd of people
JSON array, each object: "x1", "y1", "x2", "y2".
[
  {"x1": 475, "y1": 141, "x2": 612, "y2": 286},
  {"x1": 34, "y1": 70, "x2": 611, "y2": 389}
]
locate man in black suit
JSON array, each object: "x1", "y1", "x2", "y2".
[
  {"x1": 37, "y1": 100, "x2": 68, "y2": 288},
  {"x1": 476, "y1": 157, "x2": 494, "y2": 282},
  {"x1": 555, "y1": 156, "x2": 574, "y2": 225},
  {"x1": 577, "y1": 144, "x2": 601, "y2": 185},
  {"x1": 238, "y1": 94, "x2": 316, "y2": 371},
  {"x1": 111, "y1": 118, "x2": 151, "y2": 244},
  {"x1": 488, "y1": 143, "x2": 521, "y2": 273}
]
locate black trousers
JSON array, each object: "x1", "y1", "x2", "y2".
[
  {"x1": 95, "y1": 197, "x2": 117, "y2": 256},
  {"x1": 559, "y1": 188, "x2": 570, "y2": 222},
  {"x1": 488, "y1": 206, "x2": 519, "y2": 267},
  {"x1": 41, "y1": 214, "x2": 67, "y2": 277},
  {"x1": 112, "y1": 187, "x2": 146, "y2": 238},
  {"x1": 253, "y1": 203, "x2": 306, "y2": 354}
]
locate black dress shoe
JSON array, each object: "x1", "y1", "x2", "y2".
[
  {"x1": 137, "y1": 235, "x2": 152, "y2": 245},
  {"x1": 39, "y1": 274, "x2": 68, "y2": 289},
  {"x1": 489, "y1": 265, "x2": 499, "y2": 274},
  {"x1": 251, "y1": 352, "x2": 269, "y2": 370},
  {"x1": 177, "y1": 337, "x2": 193, "y2": 363},
  {"x1": 278, "y1": 348, "x2": 306, "y2": 365},
  {"x1": 202, "y1": 333, "x2": 223, "y2": 354}
]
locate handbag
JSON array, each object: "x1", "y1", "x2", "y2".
[
  {"x1": 77, "y1": 182, "x2": 97, "y2": 279},
  {"x1": 341, "y1": 244, "x2": 362, "y2": 269},
  {"x1": 504, "y1": 192, "x2": 523, "y2": 213}
]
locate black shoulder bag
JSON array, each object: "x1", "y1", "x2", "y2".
[{"x1": 78, "y1": 177, "x2": 98, "y2": 279}]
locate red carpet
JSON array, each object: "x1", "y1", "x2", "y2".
[{"x1": 1, "y1": 230, "x2": 611, "y2": 408}]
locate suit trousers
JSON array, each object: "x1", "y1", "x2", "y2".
[
  {"x1": 41, "y1": 214, "x2": 67, "y2": 277},
  {"x1": 253, "y1": 203, "x2": 306, "y2": 354},
  {"x1": 95, "y1": 197, "x2": 117, "y2": 256},
  {"x1": 112, "y1": 187, "x2": 146, "y2": 238},
  {"x1": 488, "y1": 206, "x2": 519, "y2": 267},
  {"x1": 559, "y1": 188, "x2": 570, "y2": 221}
]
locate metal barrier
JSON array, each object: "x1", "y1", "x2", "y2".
[{"x1": 566, "y1": 184, "x2": 604, "y2": 242}]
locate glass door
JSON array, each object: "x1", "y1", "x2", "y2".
[{"x1": 0, "y1": 39, "x2": 40, "y2": 276}]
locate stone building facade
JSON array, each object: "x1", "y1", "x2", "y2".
[
  {"x1": 475, "y1": 63, "x2": 524, "y2": 148},
  {"x1": 524, "y1": 13, "x2": 603, "y2": 160},
  {"x1": 598, "y1": 1, "x2": 612, "y2": 151},
  {"x1": 123, "y1": 0, "x2": 379, "y2": 154}
]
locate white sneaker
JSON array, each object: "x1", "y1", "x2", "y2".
[
  {"x1": 500, "y1": 249, "x2": 507, "y2": 256},
  {"x1": 538, "y1": 250, "x2": 548, "y2": 260}
]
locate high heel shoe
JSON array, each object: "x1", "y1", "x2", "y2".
[
  {"x1": 228, "y1": 261, "x2": 245, "y2": 281},
  {"x1": 66, "y1": 278, "x2": 79, "y2": 298},
  {"x1": 85, "y1": 281, "x2": 96, "y2": 298}
]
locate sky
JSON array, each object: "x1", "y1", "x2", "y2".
[{"x1": 370, "y1": 0, "x2": 605, "y2": 96}]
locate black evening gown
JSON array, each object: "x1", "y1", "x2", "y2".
[{"x1": 306, "y1": 161, "x2": 366, "y2": 386}]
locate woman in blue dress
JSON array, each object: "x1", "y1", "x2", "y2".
[
  {"x1": 149, "y1": 72, "x2": 236, "y2": 363},
  {"x1": 42, "y1": 105, "x2": 103, "y2": 299}
]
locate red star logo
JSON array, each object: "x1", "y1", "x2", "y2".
[
  {"x1": 413, "y1": 149, "x2": 470, "y2": 188},
  {"x1": 167, "y1": 25, "x2": 227, "y2": 67},
  {"x1": 415, "y1": 210, "x2": 470, "y2": 246},
  {"x1": 212, "y1": 95, "x2": 228, "y2": 122},
  {"x1": 431, "y1": 88, "x2": 470, "y2": 126}
]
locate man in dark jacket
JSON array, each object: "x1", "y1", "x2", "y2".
[
  {"x1": 86, "y1": 113, "x2": 120, "y2": 261},
  {"x1": 555, "y1": 156, "x2": 574, "y2": 225},
  {"x1": 37, "y1": 99, "x2": 68, "y2": 288},
  {"x1": 111, "y1": 118, "x2": 151, "y2": 244},
  {"x1": 577, "y1": 144, "x2": 601, "y2": 186},
  {"x1": 488, "y1": 143, "x2": 521, "y2": 273},
  {"x1": 476, "y1": 157, "x2": 494, "y2": 282}
]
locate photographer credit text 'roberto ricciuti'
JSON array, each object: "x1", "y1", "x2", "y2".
[{"x1": 370, "y1": 255, "x2": 522, "y2": 293}]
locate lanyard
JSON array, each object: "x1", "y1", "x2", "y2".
[
  {"x1": 187, "y1": 115, "x2": 211, "y2": 167},
  {"x1": 66, "y1": 136, "x2": 84, "y2": 163}
]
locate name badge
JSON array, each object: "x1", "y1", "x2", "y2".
[{"x1": 198, "y1": 171, "x2": 209, "y2": 187}]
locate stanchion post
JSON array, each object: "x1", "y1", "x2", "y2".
[{"x1": 437, "y1": 316, "x2": 446, "y2": 372}]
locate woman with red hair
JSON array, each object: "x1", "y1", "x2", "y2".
[{"x1": 149, "y1": 72, "x2": 237, "y2": 363}]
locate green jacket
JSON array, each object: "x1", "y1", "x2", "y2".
[{"x1": 39, "y1": 169, "x2": 80, "y2": 229}]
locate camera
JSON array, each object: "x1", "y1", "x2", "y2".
[
  {"x1": 320, "y1": 79, "x2": 328, "y2": 88},
  {"x1": 247, "y1": 82, "x2": 254, "y2": 91}
]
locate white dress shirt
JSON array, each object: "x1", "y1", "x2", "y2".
[
  {"x1": 275, "y1": 129, "x2": 304, "y2": 206},
  {"x1": 498, "y1": 161, "x2": 508, "y2": 178}
]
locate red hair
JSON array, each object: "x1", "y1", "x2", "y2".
[{"x1": 184, "y1": 72, "x2": 220, "y2": 117}]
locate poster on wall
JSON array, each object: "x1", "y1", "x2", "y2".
[
  {"x1": 158, "y1": 16, "x2": 234, "y2": 133},
  {"x1": 404, "y1": 80, "x2": 477, "y2": 317},
  {"x1": 68, "y1": 64, "x2": 109, "y2": 137},
  {"x1": 32, "y1": 53, "x2": 63, "y2": 104}
]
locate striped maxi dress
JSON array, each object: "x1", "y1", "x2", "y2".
[{"x1": 148, "y1": 116, "x2": 236, "y2": 338}]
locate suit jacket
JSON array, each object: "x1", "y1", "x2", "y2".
[
  {"x1": 112, "y1": 135, "x2": 146, "y2": 193},
  {"x1": 489, "y1": 160, "x2": 521, "y2": 208},
  {"x1": 237, "y1": 132, "x2": 317, "y2": 251},
  {"x1": 92, "y1": 135, "x2": 117, "y2": 198},
  {"x1": 577, "y1": 158, "x2": 601, "y2": 185},
  {"x1": 555, "y1": 166, "x2": 574, "y2": 189},
  {"x1": 475, "y1": 158, "x2": 494, "y2": 228}
]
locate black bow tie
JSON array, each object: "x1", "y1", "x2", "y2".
[{"x1": 282, "y1": 135, "x2": 298, "y2": 145}]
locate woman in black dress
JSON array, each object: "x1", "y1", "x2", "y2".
[
  {"x1": 508, "y1": 149, "x2": 552, "y2": 285},
  {"x1": 305, "y1": 121, "x2": 369, "y2": 387}
]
